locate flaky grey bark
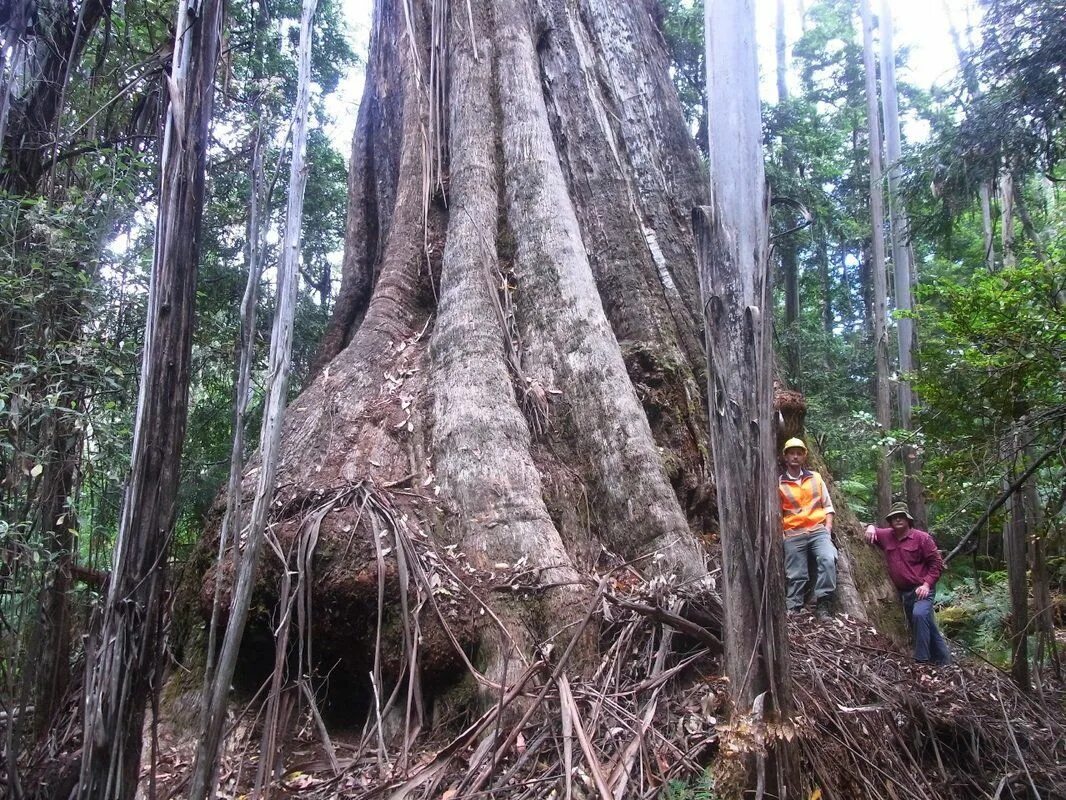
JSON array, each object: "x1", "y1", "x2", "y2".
[
  {"x1": 860, "y1": 0, "x2": 892, "y2": 520},
  {"x1": 878, "y1": 0, "x2": 925, "y2": 524},
  {"x1": 699, "y1": 0, "x2": 796, "y2": 793},
  {"x1": 77, "y1": 0, "x2": 223, "y2": 794}
]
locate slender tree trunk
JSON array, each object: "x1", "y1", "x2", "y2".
[
  {"x1": 1012, "y1": 182, "x2": 1049, "y2": 265},
  {"x1": 76, "y1": 0, "x2": 223, "y2": 795},
  {"x1": 943, "y1": 2, "x2": 998, "y2": 274},
  {"x1": 878, "y1": 0, "x2": 925, "y2": 524},
  {"x1": 980, "y1": 181, "x2": 996, "y2": 270},
  {"x1": 1002, "y1": 434, "x2": 1030, "y2": 692},
  {"x1": 776, "y1": 0, "x2": 800, "y2": 385},
  {"x1": 819, "y1": 236, "x2": 832, "y2": 334},
  {"x1": 189, "y1": 0, "x2": 317, "y2": 794},
  {"x1": 859, "y1": 0, "x2": 892, "y2": 520},
  {"x1": 1022, "y1": 445, "x2": 1059, "y2": 681},
  {"x1": 1000, "y1": 171, "x2": 1016, "y2": 269},
  {"x1": 699, "y1": 0, "x2": 796, "y2": 793},
  {"x1": 31, "y1": 410, "x2": 81, "y2": 738}
]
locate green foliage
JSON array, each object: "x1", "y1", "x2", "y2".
[
  {"x1": 912, "y1": 0, "x2": 1066, "y2": 234},
  {"x1": 912, "y1": 231, "x2": 1065, "y2": 545},
  {"x1": 937, "y1": 570, "x2": 1013, "y2": 666},
  {"x1": 661, "y1": 769, "x2": 718, "y2": 800},
  {"x1": 659, "y1": 0, "x2": 706, "y2": 152}
]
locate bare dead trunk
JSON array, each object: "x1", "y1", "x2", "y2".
[
  {"x1": 859, "y1": 0, "x2": 892, "y2": 520},
  {"x1": 188, "y1": 0, "x2": 317, "y2": 794},
  {"x1": 699, "y1": 0, "x2": 796, "y2": 792},
  {"x1": 76, "y1": 0, "x2": 223, "y2": 794}
]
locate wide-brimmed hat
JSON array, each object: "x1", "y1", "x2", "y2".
[{"x1": 886, "y1": 501, "x2": 914, "y2": 522}]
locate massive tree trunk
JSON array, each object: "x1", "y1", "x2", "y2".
[
  {"x1": 185, "y1": 0, "x2": 715, "y2": 704},
  {"x1": 172, "y1": 2, "x2": 878, "y2": 789}
]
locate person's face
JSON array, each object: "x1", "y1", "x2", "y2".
[
  {"x1": 889, "y1": 515, "x2": 911, "y2": 534},
  {"x1": 784, "y1": 448, "x2": 806, "y2": 470}
]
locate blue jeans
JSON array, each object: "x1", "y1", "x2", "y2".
[
  {"x1": 783, "y1": 527, "x2": 837, "y2": 610},
  {"x1": 901, "y1": 589, "x2": 952, "y2": 665}
]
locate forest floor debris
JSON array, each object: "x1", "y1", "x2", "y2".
[{"x1": 136, "y1": 590, "x2": 1064, "y2": 799}]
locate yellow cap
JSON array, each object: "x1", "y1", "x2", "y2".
[{"x1": 782, "y1": 437, "x2": 807, "y2": 454}]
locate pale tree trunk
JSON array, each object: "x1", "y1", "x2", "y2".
[
  {"x1": 698, "y1": 0, "x2": 796, "y2": 793},
  {"x1": 859, "y1": 0, "x2": 892, "y2": 520},
  {"x1": 1000, "y1": 171, "x2": 1016, "y2": 269},
  {"x1": 878, "y1": 0, "x2": 925, "y2": 525},
  {"x1": 76, "y1": 0, "x2": 223, "y2": 795},
  {"x1": 188, "y1": 0, "x2": 317, "y2": 794},
  {"x1": 819, "y1": 236, "x2": 833, "y2": 335},
  {"x1": 980, "y1": 181, "x2": 996, "y2": 270},
  {"x1": 776, "y1": 0, "x2": 800, "y2": 384}
]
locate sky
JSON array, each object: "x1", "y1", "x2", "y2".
[{"x1": 324, "y1": 0, "x2": 979, "y2": 159}]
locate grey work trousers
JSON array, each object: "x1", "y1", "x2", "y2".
[{"x1": 783, "y1": 527, "x2": 837, "y2": 610}]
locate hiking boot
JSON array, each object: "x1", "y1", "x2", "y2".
[{"x1": 815, "y1": 597, "x2": 833, "y2": 621}]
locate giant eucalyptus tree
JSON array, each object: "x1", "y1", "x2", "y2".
[{"x1": 167, "y1": 0, "x2": 888, "y2": 794}]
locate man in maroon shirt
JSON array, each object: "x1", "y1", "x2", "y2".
[{"x1": 865, "y1": 501, "x2": 952, "y2": 665}]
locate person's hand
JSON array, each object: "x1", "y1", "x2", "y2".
[
  {"x1": 915, "y1": 583, "x2": 930, "y2": 600},
  {"x1": 864, "y1": 524, "x2": 877, "y2": 544}
]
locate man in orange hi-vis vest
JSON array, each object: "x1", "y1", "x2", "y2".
[{"x1": 778, "y1": 438, "x2": 837, "y2": 619}]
